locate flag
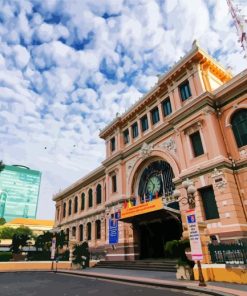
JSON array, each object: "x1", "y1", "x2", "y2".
[
  {"x1": 128, "y1": 199, "x2": 132, "y2": 208},
  {"x1": 155, "y1": 191, "x2": 159, "y2": 199},
  {"x1": 149, "y1": 192, "x2": 153, "y2": 201},
  {"x1": 123, "y1": 200, "x2": 127, "y2": 209},
  {"x1": 132, "y1": 197, "x2": 136, "y2": 206}
]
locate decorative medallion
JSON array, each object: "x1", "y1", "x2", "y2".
[
  {"x1": 211, "y1": 168, "x2": 227, "y2": 192},
  {"x1": 160, "y1": 137, "x2": 177, "y2": 155},
  {"x1": 239, "y1": 149, "x2": 247, "y2": 159},
  {"x1": 139, "y1": 142, "x2": 153, "y2": 159}
]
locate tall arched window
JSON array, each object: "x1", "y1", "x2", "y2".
[
  {"x1": 63, "y1": 202, "x2": 66, "y2": 218},
  {"x1": 96, "y1": 184, "x2": 102, "y2": 205},
  {"x1": 95, "y1": 220, "x2": 101, "y2": 240},
  {"x1": 74, "y1": 196, "x2": 78, "y2": 213},
  {"x1": 68, "y1": 200, "x2": 72, "y2": 215},
  {"x1": 72, "y1": 226, "x2": 76, "y2": 238},
  {"x1": 88, "y1": 189, "x2": 93, "y2": 208},
  {"x1": 66, "y1": 228, "x2": 70, "y2": 241},
  {"x1": 87, "y1": 222, "x2": 91, "y2": 241},
  {"x1": 81, "y1": 193, "x2": 85, "y2": 211},
  {"x1": 231, "y1": 109, "x2": 247, "y2": 148},
  {"x1": 79, "y1": 224, "x2": 83, "y2": 241}
]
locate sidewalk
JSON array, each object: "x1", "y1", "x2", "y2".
[{"x1": 57, "y1": 267, "x2": 247, "y2": 296}]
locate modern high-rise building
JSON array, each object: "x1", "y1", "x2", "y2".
[
  {"x1": 53, "y1": 42, "x2": 247, "y2": 261},
  {"x1": 0, "y1": 165, "x2": 41, "y2": 222}
]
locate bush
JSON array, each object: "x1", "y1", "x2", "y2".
[
  {"x1": 72, "y1": 242, "x2": 90, "y2": 268},
  {"x1": 0, "y1": 252, "x2": 12, "y2": 262},
  {"x1": 164, "y1": 239, "x2": 194, "y2": 267},
  {"x1": 27, "y1": 251, "x2": 51, "y2": 261}
]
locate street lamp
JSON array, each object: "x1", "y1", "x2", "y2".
[{"x1": 173, "y1": 178, "x2": 206, "y2": 287}]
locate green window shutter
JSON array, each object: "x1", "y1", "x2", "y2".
[{"x1": 200, "y1": 186, "x2": 219, "y2": 220}]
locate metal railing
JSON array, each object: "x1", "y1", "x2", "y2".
[{"x1": 208, "y1": 240, "x2": 247, "y2": 265}]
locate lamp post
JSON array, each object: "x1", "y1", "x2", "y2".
[{"x1": 173, "y1": 178, "x2": 206, "y2": 287}]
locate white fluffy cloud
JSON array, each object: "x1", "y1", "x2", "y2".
[{"x1": 0, "y1": 0, "x2": 246, "y2": 219}]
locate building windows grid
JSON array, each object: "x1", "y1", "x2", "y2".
[
  {"x1": 96, "y1": 220, "x2": 101, "y2": 240},
  {"x1": 190, "y1": 131, "x2": 204, "y2": 157},
  {"x1": 81, "y1": 193, "x2": 85, "y2": 211},
  {"x1": 132, "y1": 122, "x2": 139, "y2": 138},
  {"x1": 79, "y1": 224, "x2": 83, "y2": 241},
  {"x1": 96, "y1": 184, "x2": 102, "y2": 204},
  {"x1": 74, "y1": 196, "x2": 78, "y2": 213},
  {"x1": 68, "y1": 200, "x2": 72, "y2": 216},
  {"x1": 199, "y1": 186, "x2": 219, "y2": 220},
  {"x1": 162, "y1": 98, "x2": 172, "y2": 116},
  {"x1": 141, "y1": 115, "x2": 149, "y2": 132},
  {"x1": 87, "y1": 222, "x2": 91, "y2": 241},
  {"x1": 88, "y1": 189, "x2": 93, "y2": 208},
  {"x1": 179, "y1": 80, "x2": 192, "y2": 101},
  {"x1": 123, "y1": 129, "x2": 130, "y2": 144},
  {"x1": 151, "y1": 107, "x2": 160, "y2": 125}
]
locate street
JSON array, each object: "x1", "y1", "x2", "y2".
[{"x1": 0, "y1": 272, "x2": 208, "y2": 296}]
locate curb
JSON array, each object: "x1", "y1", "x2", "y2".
[{"x1": 57, "y1": 270, "x2": 236, "y2": 296}]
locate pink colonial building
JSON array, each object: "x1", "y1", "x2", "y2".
[{"x1": 53, "y1": 42, "x2": 247, "y2": 261}]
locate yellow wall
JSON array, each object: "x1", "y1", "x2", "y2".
[
  {"x1": 0, "y1": 261, "x2": 71, "y2": 271},
  {"x1": 194, "y1": 264, "x2": 247, "y2": 284}
]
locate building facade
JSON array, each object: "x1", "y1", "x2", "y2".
[
  {"x1": 53, "y1": 43, "x2": 247, "y2": 261},
  {"x1": 0, "y1": 165, "x2": 41, "y2": 222}
]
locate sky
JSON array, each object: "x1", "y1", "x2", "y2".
[{"x1": 0, "y1": 0, "x2": 247, "y2": 220}]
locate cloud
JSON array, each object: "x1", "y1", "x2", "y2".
[{"x1": 0, "y1": 0, "x2": 246, "y2": 220}]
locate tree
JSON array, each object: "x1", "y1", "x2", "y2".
[
  {"x1": 72, "y1": 242, "x2": 90, "y2": 268},
  {"x1": 56, "y1": 230, "x2": 68, "y2": 250},
  {"x1": 10, "y1": 233, "x2": 31, "y2": 254},
  {"x1": 0, "y1": 218, "x2": 6, "y2": 225},
  {"x1": 0, "y1": 226, "x2": 16, "y2": 239},
  {"x1": 0, "y1": 161, "x2": 4, "y2": 173},
  {"x1": 35, "y1": 231, "x2": 53, "y2": 251}
]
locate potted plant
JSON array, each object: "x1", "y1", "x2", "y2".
[{"x1": 164, "y1": 239, "x2": 194, "y2": 280}]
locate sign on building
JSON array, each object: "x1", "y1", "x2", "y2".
[
  {"x1": 109, "y1": 218, "x2": 118, "y2": 244},
  {"x1": 185, "y1": 209, "x2": 203, "y2": 261},
  {"x1": 0, "y1": 165, "x2": 41, "y2": 221}
]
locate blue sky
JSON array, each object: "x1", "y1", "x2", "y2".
[{"x1": 0, "y1": 0, "x2": 246, "y2": 219}]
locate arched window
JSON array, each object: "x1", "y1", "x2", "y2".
[
  {"x1": 74, "y1": 196, "x2": 78, "y2": 213},
  {"x1": 81, "y1": 193, "x2": 85, "y2": 210},
  {"x1": 72, "y1": 226, "x2": 76, "y2": 237},
  {"x1": 79, "y1": 224, "x2": 83, "y2": 241},
  {"x1": 63, "y1": 203, "x2": 66, "y2": 218},
  {"x1": 231, "y1": 109, "x2": 247, "y2": 148},
  {"x1": 95, "y1": 220, "x2": 101, "y2": 240},
  {"x1": 68, "y1": 200, "x2": 72, "y2": 215},
  {"x1": 96, "y1": 184, "x2": 102, "y2": 204},
  {"x1": 88, "y1": 189, "x2": 93, "y2": 208},
  {"x1": 66, "y1": 228, "x2": 70, "y2": 241},
  {"x1": 87, "y1": 222, "x2": 91, "y2": 241}
]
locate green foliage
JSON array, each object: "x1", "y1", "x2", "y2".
[
  {"x1": 0, "y1": 225, "x2": 33, "y2": 239},
  {"x1": 0, "y1": 227, "x2": 16, "y2": 239},
  {"x1": 10, "y1": 233, "x2": 31, "y2": 254},
  {"x1": 35, "y1": 231, "x2": 53, "y2": 251},
  {"x1": 0, "y1": 252, "x2": 12, "y2": 262},
  {"x1": 56, "y1": 230, "x2": 68, "y2": 249},
  {"x1": 164, "y1": 239, "x2": 194, "y2": 267},
  {"x1": 27, "y1": 251, "x2": 51, "y2": 261},
  {"x1": 0, "y1": 218, "x2": 6, "y2": 225},
  {"x1": 0, "y1": 160, "x2": 5, "y2": 172},
  {"x1": 72, "y1": 242, "x2": 89, "y2": 267}
]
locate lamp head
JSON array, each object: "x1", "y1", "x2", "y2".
[
  {"x1": 173, "y1": 189, "x2": 181, "y2": 199},
  {"x1": 187, "y1": 184, "x2": 196, "y2": 195}
]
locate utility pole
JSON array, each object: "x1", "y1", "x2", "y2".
[{"x1": 226, "y1": 0, "x2": 247, "y2": 58}]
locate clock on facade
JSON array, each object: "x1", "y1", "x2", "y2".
[{"x1": 146, "y1": 175, "x2": 161, "y2": 195}]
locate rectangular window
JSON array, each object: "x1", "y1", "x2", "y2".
[
  {"x1": 141, "y1": 115, "x2": 149, "y2": 132},
  {"x1": 162, "y1": 98, "x2": 172, "y2": 116},
  {"x1": 190, "y1": 131, "x2": 204, "y2": 157},
  {"x1": 151, "y1": 107, "x2": 160, "y2": 125},
  {"x1": 123, "y1": 129, "x2": 129, "y2": 144},
  {"x1": 112, "y1": 175, "x2": 117, "y2": 193},
  {"x1": 132, "y1": 122, "x2": 139, "y2": 138},
  {"x1": 179, "y1": 80, "x2": 192, "y2": 101},
  {"x1": 199, "y1": 186, "x2": 219, "y2": 220},
  {"x1": 110, "y1": 137, "x2": 116, "y2": 151}
]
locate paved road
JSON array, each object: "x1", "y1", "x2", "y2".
[{"x1": 0, "y1": 272, "x2": 208, "y2": 296}]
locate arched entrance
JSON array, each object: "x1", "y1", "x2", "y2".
[{"x1": 130, "y1": 159, "x2": 182, "y2": 259}]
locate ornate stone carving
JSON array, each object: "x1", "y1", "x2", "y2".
[
  {"x1": 211, "y1": 168, "x2": 227, "y2": 192},
  {"x1": 126, "y1": 158, "x2": 137, "y2": 179},
  {"x1": 240, "y1": 149, "x2": 247, "y2": 159},
  {"x1": 184, "y1": 121, "x2": 202, "y2": 135},
  {"x1": 139, "y1": 142, "x2": 153, "y2": 159},
  {"x1": 160, "y1": 137, "x2": 177, "y2": 155}
]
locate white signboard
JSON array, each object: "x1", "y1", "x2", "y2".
[
  {"x1": 51, "y1": 237, "x2": 56, "y2": 260},
  {"x1": 185, "y1": 209, "x2": 203, "y2": 261}
]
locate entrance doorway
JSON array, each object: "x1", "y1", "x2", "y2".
[{"x1": 134, "y1": 210, "x2": 182, "y2": 259}]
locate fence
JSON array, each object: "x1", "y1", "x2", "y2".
[{"x1": 208, "y1": 240, "x2": 247, "y2": 265}]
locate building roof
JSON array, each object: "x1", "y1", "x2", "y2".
[{"x1": 6, "y1": 218, "x2": 54, "y2": 227}]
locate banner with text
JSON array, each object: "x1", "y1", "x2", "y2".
[
  {"x1": 121, "y1": 198, "x2": 163, "y2": 220},
  {"x1": 109, "y1": 218, "x2": 118, "y2": 244},
  {"x1": 185, "y1": 209, "x2": 203, "y2": 261}
]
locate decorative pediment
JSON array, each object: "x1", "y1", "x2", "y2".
[
  {"x1": 139, "y1": 142, "x2": 153, "y2": 159},
  {"x1": 159, "y1": 137, "x2": 177, "y2": 155}
]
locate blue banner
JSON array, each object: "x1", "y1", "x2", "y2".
[{"x1": 109, "y1": 218, "x2": 118, "y2": 244}]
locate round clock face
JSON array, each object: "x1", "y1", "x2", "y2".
[{"x1": 146, "y1": 176, "x2": 161, "y2": 195}]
